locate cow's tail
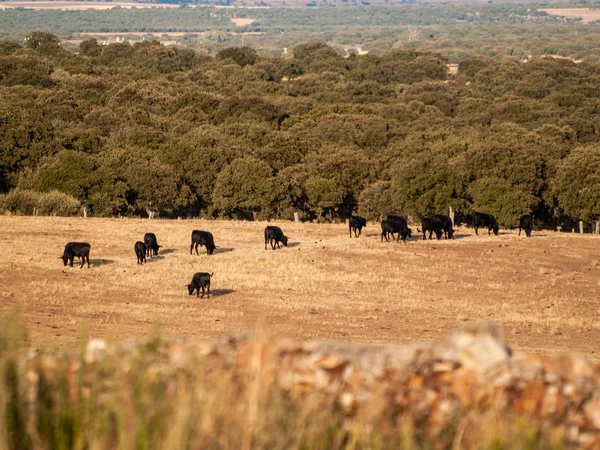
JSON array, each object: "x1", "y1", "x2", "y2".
[{"x1": 210, "y1": 272, "x2": 214, "y2": 277}]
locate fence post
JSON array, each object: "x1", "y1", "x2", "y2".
[
  {"x1": 294, "y1": 212, "x2": 300, "y2": 223},
  {"x1": 83, "y1": 206, "x2": 87, "y2": 218},
  {"x1": 449, "y1": 206, "x2": 454, "y2": 227},
  {"x1": 579, "y1": 221, "x2": 584, "y2": 234},
  {"x1": 596, "y1": 221, "x2": 600, "y2": 234}
]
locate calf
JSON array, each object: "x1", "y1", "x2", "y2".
[
  {"x1": 469, "y1": 212, "x2": 499, "y2": 236},
  {"x1": 518, "y1": 215, "x2": 533, "y2": 237},
  {"x1": 59, "y1": 242, "x2": 90, "y2": 269},
  {"x1": 187, "y1": 272, "x2": 213, "y2": 298},
  {"x1": 381, "y1": 219, "x2": 411, "y2": 243},
  {"x1": 134, "y1": 241, "x2": 147, "y2": 264},
  {"x1": 190, "y1": 230, "x2": 216, "y2": 255},
  {"x1": 144, "y1": 232, "x2": 161, "y2": 257},
  {"x1": 265, "y1": 226, "x2": 288, "y2": 250},
  {"x1": 349, "y1": 215, "x2": 367, "y2": 238}
]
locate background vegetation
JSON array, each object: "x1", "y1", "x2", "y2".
[{"x1": 0, "y1": 28, "x2": 600, "y2": 226}]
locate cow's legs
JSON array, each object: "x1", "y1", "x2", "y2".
[
  {"x1": 207, "y1": 284, "x2": 210, "y2": 299},
  {"x1": 190, "y1": 241, "x2": 194, "y2": 255},
  {"x1": 474, "y1": 227, "x2": 479, "y2": 235},
  {"x1": 195, "y1": 243, "x2": 200, "y2": 256}
]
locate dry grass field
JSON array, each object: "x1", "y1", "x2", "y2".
[
  {"x1": 540, "y1": 8, "x2": 600, "y2": 23},
  {"x1": 0, "y1": 215, "x2": 599, "y2": 359}
]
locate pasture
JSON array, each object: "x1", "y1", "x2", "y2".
[{"x1": 0, "y1": 216, "x2": 599, "y2": 359}]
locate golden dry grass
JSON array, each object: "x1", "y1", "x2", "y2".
[
  {"x1": 540, "y1": 8, "x2": 600, "y2": 24},
  {"x1": 0, "y1": 215, "x2": 599, "y2": 360},
  {"x1": 231, "y1": 17, "x2": 256, "y2": 26}
]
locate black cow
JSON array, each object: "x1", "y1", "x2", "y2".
[
  {"x1": 59, "y1": 242, "x2": 90, "y2": 269},
  {"x1": 190, "y1": 230, "x2": 216, "y2": 255},
  {"x1": 432, "y1": 214, "x2": 454, "y2": 240},
  {"x1": 419, "y1": 217, "x2": 437, "y2": 240},
  {"x1": 469, "y1": 212, "x2": 499, "y2": 236},
  {"x1": 143, "y1": 233, "x2": 161, "y2": 257},
  {"x1": 264, "y1": 226, "x2": 288, "y2": 250},
  {"x1": 386, "y1": 215, "x2": 412, "y2": 238},
  {"x1": 187, "y1": 272, "x2": 213, "y2": 298},
  {"x1": 134, "y1": 241, "x2": 147, "y2": 264},
  {"x1": 349, "y1": 215, "x2": 367, "y2": 238},
  {"x1": 518, "y1": 215, "x2": 533, "y2": 237},
  {"x1": 381, "y1": 219, "x2": 412, "y2": 243}
]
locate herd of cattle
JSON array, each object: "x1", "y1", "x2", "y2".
[
  {"x1": 58, "y1": 213, "x2": 534, "y2": 298},
  {"x1": 350, "y1": 211, "x2": 533, "y2": 242}
]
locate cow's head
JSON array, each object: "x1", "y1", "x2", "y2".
[
  {"x1": 407, "y1": 228, "x2": 413, "y2": 238},
  {"x1": 187, "y1": 284, "x2": 195, "y2": 295},
  {"x1": 281, "y1": 235, "x2": 288, "y2": 246},
  {"x1": 59, "y1": 255, "x2": 68, "y2": 266},
  {"x1": 493, "y1": 224, "x2": 499, "y2": 236}
]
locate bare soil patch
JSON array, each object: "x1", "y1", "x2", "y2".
[
  {"x1": 231, "y1": 17, "x2": 255, "y2": 26},
  {"x1": 1, "y1": 216, "x2": 599, "y2": 360}
]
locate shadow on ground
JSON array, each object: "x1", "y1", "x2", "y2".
[
  {"x1": 214, "y1": 247, "x2": 234, "y2": 254},
  {"x1": 90, "y1": 259, "x2": 115, "y2": 267},
  {"x1": 210, "y1": 289, "x2": 235, "y2": 297}
]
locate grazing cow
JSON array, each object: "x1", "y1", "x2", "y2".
[
  {"x1": 518, "y1": 215, "x2": 533, "y2": 237},
  {"x1": 59, "y1": 242, "x2": 90, "y2": 269},
  {"x1": 381, "y1": 219, "x2": 412, "y2": 243},
  {"x1": 419, "y1": 217, "x2": 436, "y2": 240},
  {"x1": 349, "y1": 215, "x2": 367, "y2": 238},
  {"x1": 386, "y1": 215, "x2": 412, "y2": 239},
  {"x1": 143, "y1": 233, "x2": 161, "y2": 257},
  {"x1": 432, "y1": 214, "x2": 454, "y2": 240},
  {"x1": 190, "y1": 230, "x2": 216, "y2": 255},
  {"x1": 469, "y1": 212, "x2": 499, "y2": 236},
  {"x1": 134, "y1": 241, "x2": 147, "y2": 264},
  {"x1": 187, "y1": 272, "x2": 213, "y2": 298},
  {"x1": 264, "y1": 226, "x2": 288, "y2": 250}
]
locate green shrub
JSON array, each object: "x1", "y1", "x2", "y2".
[{"x1": 0, "y1": 189, "x2": 81, "y2": 216}]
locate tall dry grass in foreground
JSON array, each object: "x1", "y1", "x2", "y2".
[{"x1": 0, "y1": 308, "x2": 565, "y2": 450}]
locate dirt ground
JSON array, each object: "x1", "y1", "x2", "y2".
[{"x1": 0, "y1": 216, "x2": 599, "y2": 359}]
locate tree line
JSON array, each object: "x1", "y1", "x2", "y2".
[{"x1": 0, "y1": 32, "x2": 599, "y2": 226}]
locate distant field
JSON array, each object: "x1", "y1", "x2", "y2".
[
  {"x1": 540, "y1": 8, "x2": 600, "y2": 23},
  {"x1": 1, "y1": 216, "x2": 599, "y2": 360},
  {"x1": 0, "y1": 1, "x2": 181, "y2": 8},
  {"x1": 0, "y1": 0, "x2": 275, "y2": 8}
]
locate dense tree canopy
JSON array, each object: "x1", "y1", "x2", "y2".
[{"x1": 1, "y1": 34, "x2": 599, "y2": 225}]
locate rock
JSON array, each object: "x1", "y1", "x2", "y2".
[{"x1": 85, "y1": 339, "x2": 107, "y2": 364}]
